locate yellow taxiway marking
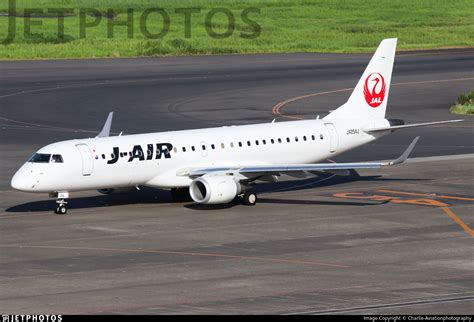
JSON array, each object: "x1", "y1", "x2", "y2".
[
  {"x1": 332, "y1": 192, "x2": 449, "y2": 207},
  {"x1": 377, "y1": 189, "x2": 474, "y2": 202},
  {"x1": 441, "y1": 207, "x2": 474, "y2": 238},
  {"x1": 333, "y1": 189, "x2": 473, "y2": 237}
]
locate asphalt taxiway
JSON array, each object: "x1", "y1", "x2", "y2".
[{"x1": 0, "y1": 49, "x2": 473, "y2": 314}]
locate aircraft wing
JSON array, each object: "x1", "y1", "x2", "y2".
[{"x1": 178, "y1": 137, "x2": 419, "y2": 178}]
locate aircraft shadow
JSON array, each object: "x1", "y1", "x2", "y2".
[
  {"x1": 252, "y1": 171, "x2": 427, "y2": 194},
  {"x1": 257, "y1": 198, "x2": 390, "y2": 206},
  {"x1": 5, "y1": 187, "x2": 171, "y2": 213},
  {"x1": 185, "y1": 198, "x2": 390, "y2": 210},
  {"x1": 6, "y1": 171, "x2": 426, "y2": 213}
]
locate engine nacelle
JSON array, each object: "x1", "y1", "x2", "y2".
[
  {"x1": 189, "y1": 176, "x2": 241, "y2": 204},
  {"x1": 97, "y1": 187, "x2": 135, "y2": 195}
]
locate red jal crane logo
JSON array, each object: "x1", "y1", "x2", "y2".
[{"x1": 363, "y1": 72, "x2": 386, "y2": 108}]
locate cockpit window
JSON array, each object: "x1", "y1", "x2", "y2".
[
  {"x1": 28, "y1": 153, "x2": 51, "y2": 163},
  {"x1": 51, "y1": 154, "x2": 63, "y2": 163}
]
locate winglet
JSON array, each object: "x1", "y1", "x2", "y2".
[
  {"x1": 388, "y1": 136, "x2": 419, "y2": 165},
  {"x1": 97, "y1": 112, "x2": 113, "y2": 138}
]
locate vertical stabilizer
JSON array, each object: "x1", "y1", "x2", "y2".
[{"x1": 325, "y1": 38, "x2": 397, "y2": 120}]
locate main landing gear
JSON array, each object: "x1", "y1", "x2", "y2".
[
  {"x1": 239, "y1": 191, "x2": 257, "y2": 206},
  {"x1": 50, "y1": 192, "x2": 69, "y2": 215}
]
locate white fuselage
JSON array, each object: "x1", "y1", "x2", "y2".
[{"x1": 11, "y1": 118, "x2": 387, "y2": 193}]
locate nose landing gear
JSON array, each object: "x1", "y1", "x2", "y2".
[
  {"x1": 50, "y1": 192, "x2": 69, "y2": 215},
  {"x1": 55, "y1": 200, "x2": 68, "y2": 215}
]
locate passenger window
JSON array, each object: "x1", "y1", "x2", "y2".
[{"x1": 51, "y1": 154, "x2": 63, "y2": 163}]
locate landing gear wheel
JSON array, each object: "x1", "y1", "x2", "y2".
[
  {"x1": 242, "y1": 192, "x2": 257, "y2": 206},
  {"x1": 54, "y1": 197, "x2": 68, "y2": 215},
  {"x1": 50, "y1": 192, "x2": 70, "y2": 215},
  {"x1": 55, "y1": 205, "x2": 67, "y2": 215}
]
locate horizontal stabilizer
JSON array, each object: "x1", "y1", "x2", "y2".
[{"x1": 365, "y1": 119, "x2": 463, "y2": 133}]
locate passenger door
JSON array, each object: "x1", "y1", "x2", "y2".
[
  {"x1": 324, "y1": 123, "x2": 339, "y2": 153},
  {"x1": 76, "y1": 143, "x2": 94, "y2": 176}
]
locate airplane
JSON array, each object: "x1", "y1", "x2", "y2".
[{"x1": 11, "y1": 38, "x2": 463, "y2": 214}]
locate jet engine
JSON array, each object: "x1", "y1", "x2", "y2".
[{"x1": 189, "y1": 176, "x2": 241, "y2": 204}]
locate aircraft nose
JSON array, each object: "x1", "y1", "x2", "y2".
[
  {"x1": 11, "y1": 166, "x2": 33, "y2": 192},
  {"x1": 11, "y1": 170, "x2": 26, "y2": 191}
]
